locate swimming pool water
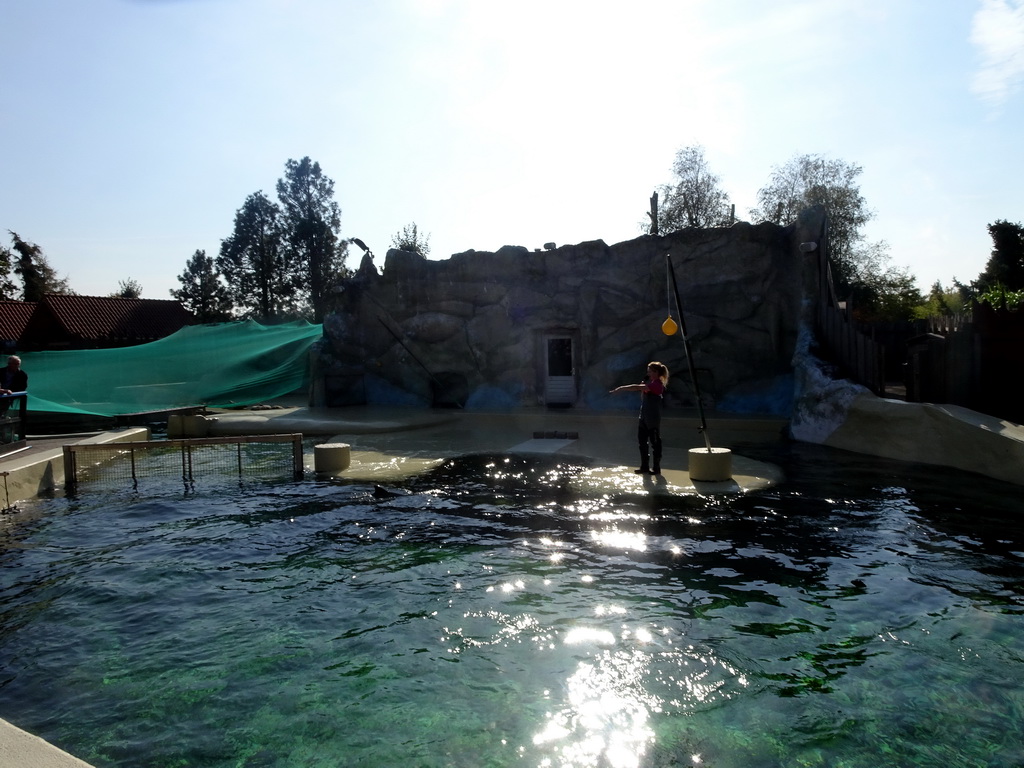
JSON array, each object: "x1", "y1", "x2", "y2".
[{"x1": 1, "y1": 442, "x2": 1023, "y2": 767}]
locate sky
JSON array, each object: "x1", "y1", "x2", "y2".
[{"x1": 1, "y1": 0, "x2": 1022, "y2": 300}]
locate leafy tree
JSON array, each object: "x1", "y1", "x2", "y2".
[
  {"x1": 218, "y1": 191, "x2": 295, "y2": 321},
  {"x1": 848, "y1": 260, "x2": 923, "y2": 323},
  {"x1": 924, "y1": 280, "x2": 952, "y2": 317},
  {"x1": 648, "y1": 145, "x2": 733, "y2": 233},
  {"x1": 750, "y1": 154, "x2": 927, "y2": 322},
  {"x1": 8, "y1": 231, "x2": 71, "y2": 300},
  {"x1": 171, "y1": 249, "x2": 234, "y2": 323},
  {"x1": 275, "y1": 157, "x2": 347, "y2": 322},
  {"x1": 390, "y1": 222, "x2": 431, "y2": 257},
  {"x1": 0, "y1": 243, "x2": 19, "y2": 300},
  {"x1": 914, "y1": 280, "x2": 970, "y2": 319},
  {"x1": 974, "y1": 283, "x2": 1024, "y2": 311},
  {"x1": 974, "y1": 219, "x2": 1024, "y2": 293},
  {"x1": 111, "y1": 278, "x2": 142, "y2": 299},
  {"x1": 750, "y1": 154, "x2": 872, "y2": 293}
]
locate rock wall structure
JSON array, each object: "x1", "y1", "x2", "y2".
[{"x1": 317, "y1": 208, "x2": 827, "y2": 414}]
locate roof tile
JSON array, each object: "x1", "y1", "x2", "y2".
[
  {"x1": 40, "y1": 294, "x2": 193, "y2": 342},
  {"x1": 0, "y1": 300, "x2": 38, "y2": 342}
]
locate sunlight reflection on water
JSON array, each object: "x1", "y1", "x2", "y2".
[
  {"x1": 528, "y1": 628, "x2": 748, "y2": 767},
  {"x1": 591, "y1": 528, "x2": 648, "y2": 552}
]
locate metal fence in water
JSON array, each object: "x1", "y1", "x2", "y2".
[{"x1": 63, "y1": 434, "x2": 305, "y2": 488}]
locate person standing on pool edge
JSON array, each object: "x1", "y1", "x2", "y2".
[{"x1": 610, "y1": 361, "x2": 669, "y2": 475}]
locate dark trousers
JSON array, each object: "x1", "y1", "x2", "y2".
[{"x1": 637, "y1": 420, "x2": 662, "y2": 471}]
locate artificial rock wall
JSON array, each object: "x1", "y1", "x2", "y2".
[{"x1": 317, "y1": 208, "x2": 825, "y2": 414}]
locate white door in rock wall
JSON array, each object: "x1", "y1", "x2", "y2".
[{"x1": 544, "y1": 336, "x2": 576, "y2": 406}]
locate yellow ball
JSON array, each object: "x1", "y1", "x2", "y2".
[{"x1": 661, "y1": 316, "x2": 679, "y2": 336}]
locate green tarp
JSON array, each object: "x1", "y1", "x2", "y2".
[{"x1": 20, "y1": 319, "x2": 323, "y2": 417}]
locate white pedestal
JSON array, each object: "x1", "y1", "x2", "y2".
[
  {"x1": 315, "y1": 443, "x2": 351, "y2": 473},
  {"x1": 688, "y1": 447, "x2": 732, "y2": 482}
]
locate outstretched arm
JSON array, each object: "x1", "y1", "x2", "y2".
[{"x1": 609, "y1": 383, "x2": 646, "y2": 394}]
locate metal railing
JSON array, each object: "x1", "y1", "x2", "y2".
[{"x1": 0, "y1": 391, "x2": 28, "y2": 456}]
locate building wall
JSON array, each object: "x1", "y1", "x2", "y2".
[{"x1": 318, "y1": 209, "x2": 824, "y2": 415}]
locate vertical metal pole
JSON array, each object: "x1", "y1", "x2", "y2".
[
  {"x1": 292, "y1": 434, "x2": 303, "y2": 479},
  {"x1": 63, "y1": 446, "x2": 76, "y2": 490},
  {"x1": 16, "y1": 394, "x2": 26, "y2": 442},
  {"x1": 666, "y1": 253, "x2": 713, "y2": 452}
]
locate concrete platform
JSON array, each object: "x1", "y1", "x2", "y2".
[
  {"x1": 0, "y1": 407, "x2": 789, "y2": 506},
  {"x1": 205, "y1": 405, "x2": 787, "y2": 494}
]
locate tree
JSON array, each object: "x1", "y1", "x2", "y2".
[
  {"x1": 648, "y1": 145, "x2": 733, "y2": 233},
  {"x1": 914, "y1": 279, "x2": 972, "y2": 319},
  {"x1": 974, "y1": 219, "x2": 1024, "y2": 293},
  {"x1": 390, "y1": 222, "x2": 431, "y2": 257},
  {"x1": 8, "y1": 231, "x2": 71, "y2": 301},
  {"x1": 0, "y1": 243, "x2": 19, "y2": 301},
  {"x1": 973, "y1": 283, "x2": 1024, "y2": 311},
  {"x1": 750, "y1": 154, "x2": 925, "y2": 321},
  {"x1": 171, "y1": 249, "x2": 234, "y2": 323},
  {"x1": 848, "y1": 260, "x2": 923, "y2": 323},
  {"x1": 275, "y1": 157, "x2": 347, "y2": 322},
  {"x1": 750, "y1": 154, "x2": 872, "y2": 293},
  {"x1": 218, "y1": 191, "x2": 295, "y2": 321},
  {"x1": 111, "y1": 278, "x2": 142, "y2": 299}
]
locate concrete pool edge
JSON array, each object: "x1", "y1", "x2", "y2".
[
  {"x1": 0, "y1": 717, "x2": 93, "y2": 768},
  {"x1": 0, "y1": 427, "x2": 152, "y2": 510}
]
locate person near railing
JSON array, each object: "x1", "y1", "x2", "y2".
[
  {"x1": 0, "y1": 355, "x2": 27, "y2": 399},
  {"x1": 0, "y1": 355, "x2": 28, "y2": 445}
]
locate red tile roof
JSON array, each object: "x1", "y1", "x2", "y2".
[
  {"x1": 0, "y1": 301, "x2": 37, "y2": 342},
  {"x1": 37, "y1": 294, "x2": 193, "y2": 343},
  {"x1": 10, "y1": 294, "x2": 195, "y2": 349}
]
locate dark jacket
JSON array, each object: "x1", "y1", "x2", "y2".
[{"x1": 1, "y1": 368, "x2": 27, "y2": 392}]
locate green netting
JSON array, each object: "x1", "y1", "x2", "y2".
[{"x1": 19, "y1": 319, "x2": 323, "y2": 417}]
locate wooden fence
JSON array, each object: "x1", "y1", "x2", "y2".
[
  {"x1": 855, "y1": 308, "x2": 1024, "y2": 423},
  {"x1": 814, "y1": 249, "x2": 886, "y2": 395},
  {"x1": 810, "y1": 227, "x2": 1022, "y2": 420}
]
